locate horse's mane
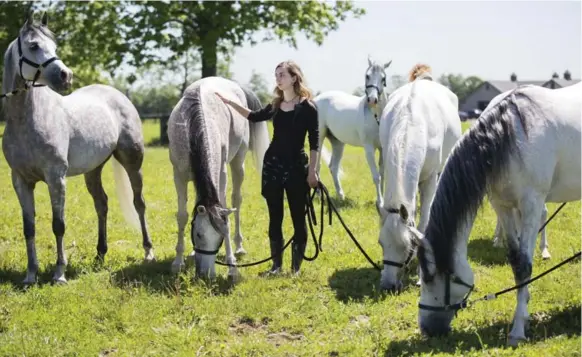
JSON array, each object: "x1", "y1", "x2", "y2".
[
  {"x1": 417, "y1": 89, "x2": 536, "y2": 278},
  {"x1": 409, "y1": 63, "x2": 433, "y2": 82},
  {"x1": 185, "y1": 85, "x2": 221, "y2": 210}
]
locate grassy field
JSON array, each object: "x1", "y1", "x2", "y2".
[{"x1": 0, "y1": 120, "x2": 579, "y2": 356}]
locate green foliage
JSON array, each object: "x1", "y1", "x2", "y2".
[
  {"x1": 247, "y1": 70, "x2": 272, "y2": 105},
  {"x1": 123, "y1": 1, "x2": 365, "y2": 77},
  {"x1": 439, "y1": 73, "x2": 484, "y2": 102},
  {"x1": 0, "y1": 121, "x2": 579, "y2": 356}
]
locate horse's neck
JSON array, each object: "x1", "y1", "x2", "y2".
[
  {"x1": 4, "y1": 87, "x2": 61, "y2": 126},
  {"x1": 191, "y1": 122, "x2": 223, "y2": 208},
  {"x1": 3, "y1": 44, "x2": 62, "y2": 125},
  {"x1": 382, "y1": 112, "x2": 423, "y2": 210},
  {"x1": 450, "y1": 211, "x2": 474, "y2": 270}
]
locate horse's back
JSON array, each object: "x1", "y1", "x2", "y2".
[
  {"x1": 507, "y1": 84, "x2": 581, "y2": 202},
  {"x1": 60, "y1": 84, "x2": 144, "y2": 175},
  {"x1": 314, "y1": 90, "x2": 377, "y2": 146},
  {"x1": 169, "y1": 77, "x2": 249, "y2": 176}
]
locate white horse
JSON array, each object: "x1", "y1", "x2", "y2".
[
  {"x1": 412, "y1": 83, "x2": 581, "y2": 345},
  {"x1": 2, "y1": 14, "x2": 155, "y2": 285},
  {"x1": 376, "y1": 64, "x2": 462, "y2": 291},
  {"x1": 314, "y1": 56, "x2": 392, "y2": 206},
  {"x1": 168, "y1": 76, "x2": 269, "y2": 279}
]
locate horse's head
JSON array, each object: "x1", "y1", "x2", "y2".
[
  {"x1": 191, "y1": 204, "x2": 236, "y2": 279},
  {"x1": 365, "y1": 56, "x2": 391, "y2": 107},
  {"x1": 13, "y1": 12, "x2": 73, "y2": 92},
  {"x1": 377, "y1": 204, "x2": 421, "y2": 292},
  {"x1": 416, "y1": 232, "x2": 475, "y2": 337}
]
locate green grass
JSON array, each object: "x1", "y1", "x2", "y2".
[{"x1": 0, "y1": 120, "x2": 579, "y2": 356}]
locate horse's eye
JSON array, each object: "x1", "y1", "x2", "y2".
[
  {"x1": 366, "y1": 74, "x2": 370, "y2": 80},
  {"x1": 29, "y1": 43, "x2": 39, "y2": 51}
]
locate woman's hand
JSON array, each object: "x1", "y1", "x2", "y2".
[
  {"x1": 307, "y1": 170, "x2": 319, "y2": 189},
  {"x1": 215, "y1": 92, "x2": 230, "y2": 105}
]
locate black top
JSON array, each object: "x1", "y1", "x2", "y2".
[{"x1": 248, "y1": 100, "x2": 319, "y2": 163}]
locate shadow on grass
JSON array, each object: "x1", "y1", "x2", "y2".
[
  {"x1": 385, "y1": 304, "x2": 581, "y2": 355},
  {"x1": 110, "y1": 256, "x2": 237, "y2": 297},
  {"x1": 327, "y1": 264, "x2": 421, "y2": 303},
  {"x1": 468, "y1": 237, "x2": 508, "y2": 266},
  {"x1": 0, "y1": 263, "x2": 83, "y2": 291}
]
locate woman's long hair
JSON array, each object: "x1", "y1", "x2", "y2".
[{"x1": 272, "y1": 60, "x2": 313, "y2": 109}]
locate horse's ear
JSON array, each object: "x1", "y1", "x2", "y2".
[
  {"x1": 384, "y1": 60, "x2": 392, "y2": 69},
  {"x1": 368, "y1": 55, "x2": 372, "y2": 67},
  {"x1": 407, "y1": 225, "x2": 424, "y2": 246},
  {"x1": 399, "y1": 204, "x2": 409, "y2": 222},
  {"x1": 218, "y1": 207, "x2": 236, "y2": 217},
  {"x1": 196, "y1": 205, "x2": 207, "y2": 215},
  {"x1": 41, "y1": 12, "x2": 48, "y2": 26}
]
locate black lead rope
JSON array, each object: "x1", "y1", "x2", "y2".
[{"x1": 214, "y1": 181, "x2": 381, "y2": 270}]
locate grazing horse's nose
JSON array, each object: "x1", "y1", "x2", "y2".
[{"x1": 380, "y1": 280, "x2": 403, "y2": 293}]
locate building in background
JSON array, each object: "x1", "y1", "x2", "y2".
[{"x1": 460, "y1": 70, "x2": 580, "y2": 113}]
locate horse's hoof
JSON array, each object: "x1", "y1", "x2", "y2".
[
  {"x1": 541, "y1": 249, "x2": 551, "y2": 260},
  {"x1": 508, "y1": 335, "x2": 527, "y2": 347},
  {"x1": 235, "y1": 247, "x2": 247, "y2": 256},
  {"x1": 22, "y1": 275, "x2": 37, "y2": 286},
  {"x1": 171, "y1": 260, "x2": 185, "y2": 274},
  {"x1": 52, "y1": 277, "x2": 68, "y2": 285},
  {"x1": 144, "y1": 249, "x2": 156, "y2": 262},
  {"x1": 228, "y1": 267, "x2": 240, "y2": 279}
]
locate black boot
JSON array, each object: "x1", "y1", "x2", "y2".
[
  {"x1": 291, "y1": 239, "x2": 306, "y2": 275},
  {"x1": 260, "y1": 237, "x2": 284, "y2": 277}
]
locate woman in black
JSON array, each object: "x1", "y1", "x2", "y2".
[{"x1": 216, "y1": 60, "x2": 319, "y2": 276}]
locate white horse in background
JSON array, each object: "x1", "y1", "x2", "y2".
[
  {"x1": 314, "y1": 56, "x2": 392, "y2": 206},
  {"x1": 414, "y1": 83, "x2": 581, "y2": 345},
  {"x1": 376, "y1": 64, "x2": 462, "y2": 291}
]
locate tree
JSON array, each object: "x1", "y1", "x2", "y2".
[
  {"x1": 247, "y1": 70, "x2": 271, "y2": 105},
  {"x1": 390, "y1": 74, "x2": 407, "y2": 91},
  {"x1": 438, "y1": 73, "x2": 483, "y2": 102},
  {"x1": 123, "y1": 1, "x2": 365, "y2": 78},
  {"x1": 352, "y1": 86, "x2": 365, "y2": 96}
]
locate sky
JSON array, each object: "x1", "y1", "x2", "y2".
[{"x1": 226, "y1": 0, "x2": 581, "y2": 94}]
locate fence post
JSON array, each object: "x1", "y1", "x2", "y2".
[{"x1": 160, "y1": 115, "x2": 170, "y2": 146}]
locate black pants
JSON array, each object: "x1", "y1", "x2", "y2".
[{"x1": 261, "y1": 153, "x2": 309, "y2": 271}]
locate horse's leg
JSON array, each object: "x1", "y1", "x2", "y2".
[
  {"x1": 364, "y1": 144, "x2": 382, "y2": 207},
  {"x1": 11, "y1": 172, "x2": 38, "y2": 285},
  {"x1": 230, "y1": 150, "x2": 246, "y2": 255},
  {"x1": 45, "y1": 171, "x2": 68, "y2": 284},
  {"x1": 220, "y1": 161, "x2": 238, "y2": 277},
  {"x1": 84, "y1": 164, "x2": 109, "y2": 262},
  {"x1": 507, "y1": 194, "x2": 545, "y2": 346},
  {"x1": 539, "y1": 204, "x2": 550, "y2": 259},
  {"x1": 171, "y1": 169, "x2": 189, "y2": 273},
  {"x1": 329, "y1": 136, "x2": 345, "y2": 200},
  {"x1": 113, "y1": 151, "x2": 155, "y2": 261}
]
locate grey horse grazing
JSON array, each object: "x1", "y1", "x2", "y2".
[
  {"x1": 168, "y1": 76, "x2": 269, "y2": 279},
  {"x1": 2, "y1": 15, "x2": 155, "y2": 285}
]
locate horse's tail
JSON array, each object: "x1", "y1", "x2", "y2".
[
  {"x1": 241, "y1": 85, "x2": 269, "y2": 174},
  {"x1": 313, "y1": 97, "x2": 344, "y2": 178},
  {"x1": 111, "y1": 158, "x2": 141, "y2": 230},
  {"x1": 408, "y1": 63, "x2": 433, "y2": 82},
  {"x1": 420, "y1": 89, "x2": 531, "y2": 275}
]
